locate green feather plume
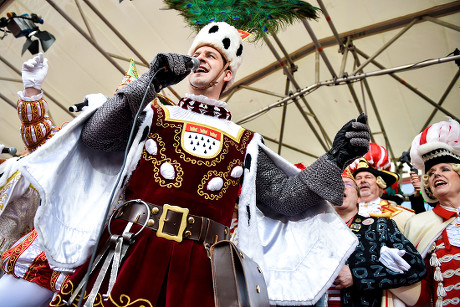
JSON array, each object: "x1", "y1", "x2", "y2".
[{"x1": 163, "y1": 0, "x2": 320, "y2": 41}]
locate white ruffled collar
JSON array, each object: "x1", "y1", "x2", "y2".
[{"x1": 185, "y1": 93, "x2": 228, "y2": 108}]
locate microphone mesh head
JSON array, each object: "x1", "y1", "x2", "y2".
[{"x1": 190, "y1": 57, "x2": 200, "y2": 71}]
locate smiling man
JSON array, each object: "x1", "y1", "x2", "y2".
[{"x1": 353, "y1": 157, "x2": 414, "y2": 232}]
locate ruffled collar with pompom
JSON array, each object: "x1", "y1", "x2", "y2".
[{"x1": 178, "y1": 93, "x2": 231, "y2": 120}]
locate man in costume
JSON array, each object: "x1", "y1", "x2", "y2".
[
  {"x1": 328, "y1": 168, "x2": 426, "y2": 306},
  {"x1": 349, "y1": 143, "x2": 415, "y2": 232},
  {"x1": 15, "y1": 22, "x2": 369, "y2": 306},
  {"x1": 0, "y1": 54, "x2": 72, "y2": 306}
]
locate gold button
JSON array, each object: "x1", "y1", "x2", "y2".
[
  {"x1": 147, "y1": 219, "x2": 155, "y2": 227},
  {"x1": 239, "y1": 252, "x2": 245, "y2": 259},
  {"x1": 257, "y1": 267, "x2": 262, "y2": 273},
  {"x1": 152, "y1": 207, "x2": 160, "y2": 215},
  {"x1": 188, "y1": 216, "x2": 195, "y2": 224},
  {"x1": 224, "y1": 227, "x2": 229, "y2": 235},
  {"x1": 184, "y1": 230, "x2": 191, "y2": 238},
  {"x1": 256, "y1": 285, "x2": 260, "y2": 293}
]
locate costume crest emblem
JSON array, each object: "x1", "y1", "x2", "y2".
[{"x1": 183, "y1": 123, "x2": 222, "y2": 157}]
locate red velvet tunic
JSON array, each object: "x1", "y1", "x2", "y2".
[{"x1": 51, "y1": 102, "x2": 254, "y2": 307}]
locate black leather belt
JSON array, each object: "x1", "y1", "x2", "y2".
[{"x1": 115, "y1": 199, "x2": 230, "y2": 246}]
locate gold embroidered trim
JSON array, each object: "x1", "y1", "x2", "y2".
[
  {"x1": 1, "y1": 229, "x2": 38, "y2": 278},
  {"x1": 154, "y1": 104, "x2": 251, "y2": 166},
  {"x1": 143, "y1": 133, "x2": 184, "y2": 188},
  {"x1": 23, "y1": 251, "x2": 47, "y2": 281},
  {"x1": 50, "y1": 279, "x2": 154, "y2": 307},
  {"x1": 197, "y1": 159, "x2": 242, "y2": 200},
  {"x1": 162, "y1": 105, "x2": 246, "y2": 142},
  {"x1": 0, "y1": 171, "x2": 22, "y2": 211}
]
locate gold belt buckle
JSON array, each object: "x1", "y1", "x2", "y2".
[{"x1": 156, "y1": 204, "x2": 190, "y2": 243}]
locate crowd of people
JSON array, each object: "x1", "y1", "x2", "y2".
[{"x1": 0, "y1": 20, "x2": 459, "y2": 307}]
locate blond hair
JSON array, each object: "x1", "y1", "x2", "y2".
[{"x1": 422, "y1": 163, "x2": 460, "y2": 199}]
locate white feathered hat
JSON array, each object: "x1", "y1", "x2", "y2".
[
  {"x1": 188, "y1": 22, "x2": 243, "y2": 90},
  {"x1": 410, "y1": 118, "x2": 460, "y2": 202}
]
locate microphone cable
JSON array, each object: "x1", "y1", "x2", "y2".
[{"x1": 76, "y1": 66, "x2": 166, "y2": 307}]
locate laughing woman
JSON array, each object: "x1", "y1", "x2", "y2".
[{"x1": 390, "y1": 118, "x2": 460, "y2": 306}]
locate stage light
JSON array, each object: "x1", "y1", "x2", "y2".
[{"x1": 0, "y1": 12, "x2": 56, "y2": 55}]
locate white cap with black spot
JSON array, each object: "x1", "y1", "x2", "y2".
[{"x1": 188, "y1": 22, "x2": 243, "y2": 89}]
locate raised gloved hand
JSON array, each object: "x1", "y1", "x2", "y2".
[
  {"x1": 379, "y1": 246, "x2": 410, "y2": 273},
  {"x1": 148, "y1": 53, "x2": 192, "y2": 92},
  {"x1": 326, "y1": 113, "x2": 370, "y2": 170},
  {"x1": 22, "y1": 53, "x2": 48, "y2": 90}
]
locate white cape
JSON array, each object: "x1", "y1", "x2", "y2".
[
  {"x1": 19, "y1": 94, "x2": 152, "y2": 271},
  {"x1": 237, "y1": 134, "x2": 357, "y2": 305}
]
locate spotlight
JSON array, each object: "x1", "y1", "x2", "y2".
[{"x1": 0, "y1": 12, "x2": 56, "y2": 55}]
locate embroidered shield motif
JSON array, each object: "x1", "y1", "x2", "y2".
[{"x1": 183, "y1": 123, "x2": 222, "y2": 157}]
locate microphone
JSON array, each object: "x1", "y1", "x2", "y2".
[
  {"x1": 1, "y1": 147, "x2": 17, "y2": 156},
  {"x1": 185, "y1": 57, "x2": 200, "y2": 71},
  {"x1": 69, "y1": 101, "x2": 88, "y2": 112},
  {"x1": 399, "y1": 151, "x2": 417, "y2": 172}
]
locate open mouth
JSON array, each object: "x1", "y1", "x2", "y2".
[
  {"x1": 434, "y1": 179, "x2": 447, "y2": 187},
  {"x1": 195, "y1": 66, "x2": 208, "y2": 73}
]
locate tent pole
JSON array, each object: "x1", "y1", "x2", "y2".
[
  {"x1": 351, "y1": 49, "x2": 395, "y2": 160},
  {"x1": 107, "y1": 53, "x2": 148, "y2": 68},
  {"x1": 261, "y1": 134, "x2": 319, "y2": 159},
  {"x1": 237, "y1": 54, "x2": 460, "y2": 124},
  {"x1": 225, "y1": 2, "x2": 460, "y2": 95},
  {"x1": 420, "y1": 69, "x2": 460, "y2": 132},
  {"x1": 82, "y1": 0, "x2": 149, "y2": 66},
  {"x1": 264, "y1": 36, "x2": 329, "y2": 151},
  {"x1": 422, "y1": 16, "x2": 460, "y2": 32},
  {"x1": 339, "y1": 36, "x2": 351, "y2": 77},
  {"x1": 0, "y1": 92, "x2": 17, "y2": 109},
  {"x1": 238, "y1": 85, "x2": 286, "y2": 98},
  {"x1": 316, "y1": 0, "x2": 343, "y2": 49},
  {"x1": 277, "y1": 78, "x2": 290, "y2": 155},
  {"x1": 354, "y1": 48, "x2": 460, "y2": 122},
  {"x1": 270, "y1": 34, "x2": 333, "y2": 146},
  {"x1": 351, "y1": 19, "x2": 417, "y2": 75},
  {"x1": 302, "y1": 18, "x2": 337, "y2": 78},
  {"x1": 272, "y1": 33, "x2": 297, "y2": 72},
  {"x1": 74, "y1": 0, "x2": 95, "y2": 41},
  {"x1": 45, "y1": 0, "x2": 126, "y2": 74},
  {"x1": 0, "y1": 77, "x2": 21, "y2": 83},
  {"x1": 315, "y1": 49, "x2": 320, "y2": 83},
  {"x1": 272, "y1": 34, "x2": 331, "y2": 149}
]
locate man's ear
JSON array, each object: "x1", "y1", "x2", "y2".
[{"x1": 223, "y1": 69, "x2": 232, "y2": 82}]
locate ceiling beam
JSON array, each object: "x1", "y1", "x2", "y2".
[{"x1": 224, "y1": 2, "x2": 460, "y2": 96}]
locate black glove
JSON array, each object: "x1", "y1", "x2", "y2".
[
  {"x1": 149, "y1": 53, "x2": 192, "y2": 92},
  {"x1": 326, "y1": 113, "x2": 370, "y2": 170}
]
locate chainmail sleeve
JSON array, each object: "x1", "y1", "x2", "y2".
[
  {"x1": 256, "y1": 149, "x2": 344, "y2": 217},
  {"x1": 81, "y1": 72, "x2": 156, "y2": 152}
]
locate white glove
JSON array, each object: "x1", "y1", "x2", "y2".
[
  {"x1": 22, "y1": 53, "x2": 48, "y2": 90},
  {"x1": 379, "y1": 246, "x2": 410, "y2": 273}
]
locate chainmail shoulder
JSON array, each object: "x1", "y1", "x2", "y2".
[
  {"x1": 81, "y1": 73, "x2": 156, "y2": 152},
  {"x1": 256, "y1": 149, "x2": 344, "y2": 217}
]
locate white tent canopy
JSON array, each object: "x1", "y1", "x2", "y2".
[{"x1": 1, "y1": 0, "x2": 459, "y2": 180}]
